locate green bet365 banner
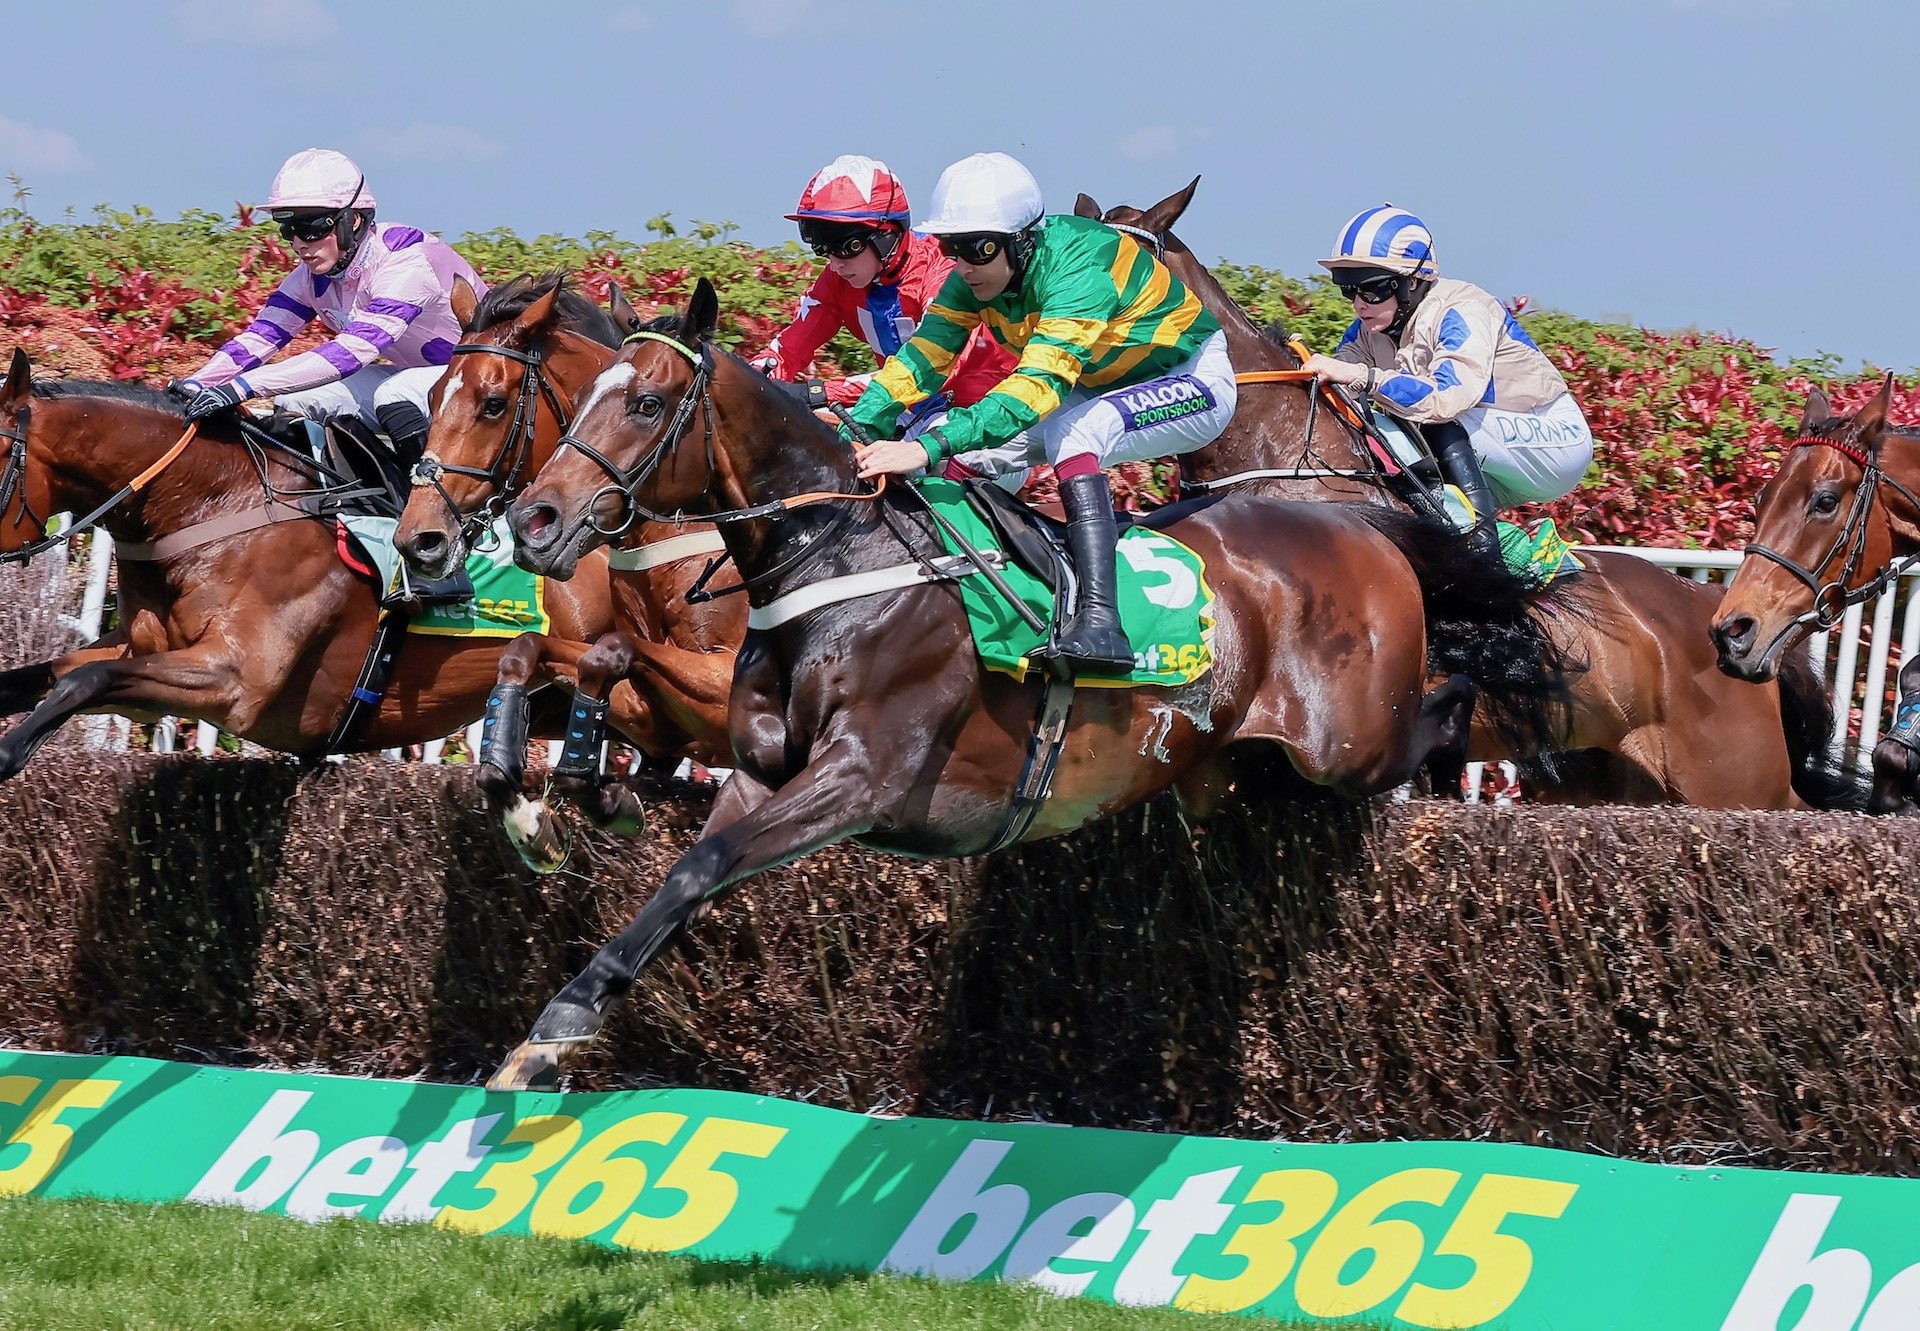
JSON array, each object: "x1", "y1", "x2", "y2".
[{"x1": 1, "y1": 1049, "x2": 1916, "y2": 1328}]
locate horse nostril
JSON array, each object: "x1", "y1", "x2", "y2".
[
  {"x1": 521, "y1": 503, "x2": 559, "y2": 546},
  {"x1": 410, "y1": 529, "x2": 447, "y2": 560},
  {"x1": 1715, "y1": 616, "x2": 1757, "y2": 654}
]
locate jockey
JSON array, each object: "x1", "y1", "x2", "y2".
[
  {"x1": 171, "y1": 149, "x2": 484, "y2": 475},
  {"x1": 751, "y1": 154, "x2": 1027, "y2": 491},
  {"x1": 1300, "y1": 205, "x2": 1594, "y2": 550},
  {"x1": 847, "y1": 152, "x2": 1235, "y2": 671}
]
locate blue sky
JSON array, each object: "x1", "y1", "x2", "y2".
[{"x1": 4, "y1": 0, "x2": 1913, "y2": 366}]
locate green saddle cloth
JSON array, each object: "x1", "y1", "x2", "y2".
[
  {"x1": 1497, "y1": 517, "x2": 1583, "y2": 584},
  {"x1": 916, "y1": 478, "x2": 1215, "y2": 688}
]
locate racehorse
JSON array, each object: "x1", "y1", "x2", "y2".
[
  {"x1": 1082, "y1": 180, "x2": 1859, "y2": 810},
  {"x1": 391, "y1": 274, "x2": 741, "y2": 862},
  {"x1": 1711, "y1": 379, "x2": 1919, "y2": 813},
  {"x1": 0, "y1": 348, "x2": 646, "y2": 774},
  {"x1": 482, "y1": 277, "x2": 1575, "y2": 1090}
]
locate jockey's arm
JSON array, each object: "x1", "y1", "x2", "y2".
[
  {"x1": 845, "y1": 280, "x2": 977, "y2": 440},
  {"x1": 1361, "y1": 300, "x2": 1499, "y2": 425},
  {"x1": 751, "y1": 270, "x2": 844, "y2": 381},
  {"x1": 910, "y1": 287, "x2": 1115, "y2": 465},
  {"x1": 241, "y1": 250, "x2": 440, "y2": 398},
  {"x1": 184, "y1": 273, "x2": 320, "y2": 391}
]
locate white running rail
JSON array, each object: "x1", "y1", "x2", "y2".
[{"x1": 62, "y1": 533, "x2": 1920, "y2": 780}]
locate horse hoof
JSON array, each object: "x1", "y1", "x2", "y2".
[
  {"x1": 600, "y1": 786, "x2": 647, "y2": 839},
  {"x1": 502, "y1": 796, "x2": 570, "y2": 875},
  {"x1": 487, "y1": 1040, "x2": 565, "y2": 1093}
]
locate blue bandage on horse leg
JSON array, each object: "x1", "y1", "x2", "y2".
[{"x1": 554, "y1": 692, "x2": 610, "y2": 780}]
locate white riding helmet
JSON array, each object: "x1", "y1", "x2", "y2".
[
  {"x1": 1320, "y1": 204, "x2": 1436, "y2": 278},
  {"x1": 919, "y1": 152, "x2": 1044, "y2": 236},
  {"x1": 266, "y1": 148, "x2": 376, "y2": 212}
]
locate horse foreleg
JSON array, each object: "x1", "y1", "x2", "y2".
[
  {"x1": 548, "y1": 633, "x2": 650, "y2": 842},
  {"x1": 1870, "y1": 657, "x2": 1920, "y2": 814},
  {"x1": 478, "y1": 632, "x2": 571, "y2": 873},
  {"x1": 0, "y1": 647, "x2": 240, "y2": 781},
  {"x1": 489, "y1": 748, "x2": 877, "y2": 1091}
]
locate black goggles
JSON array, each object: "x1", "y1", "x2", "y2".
[
  {"x1": 275, "y1": 212, "x2": 339, "y2": 243},
  {"x1": 798, "y1": 223, "x2": 873, "y2": 260},
  {"x1": 1335, "y1": 273, "x2": 1404, "y2": 305},
  {"x1": 938, "y1": 232, "x2": 1009, "y2": 266}
]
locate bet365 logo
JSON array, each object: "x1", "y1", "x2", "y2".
[{"x1": 1721, "y1": 1195, "x2": 1920, "y2": 1330}]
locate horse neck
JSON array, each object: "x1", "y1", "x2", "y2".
[
  {"x1": 1157, "y1": 242, "x2": 1373, "y2": 490},
  {"x1": 702, "y1": 359, "x2": 882, "y2": 582},
  {"x1": 36, "y1": 398, "x2": 255, "y2": 543},
  {"x1": 1876, "y1": 429, "x2": 1920, "y2": 551}
]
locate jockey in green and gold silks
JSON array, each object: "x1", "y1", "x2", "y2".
[{"x1": 848, "y1": 152, "x2": 1236, "y2": 672}]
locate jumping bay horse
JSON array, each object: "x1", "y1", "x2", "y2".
[
  {"x1": 482, "y1": 277, "x2": 1576, "y2": 1089},
  {"x1": 0, "y1": 349, "x2": 645, "y2": 774},
  {"x1": 1712, "y1": 379, "x2": 1920, "y2": 813},
  {"x1": 1083, "y1": 180, "x2": 1859, "y2": 810},
  {"x1": 392, "y1": 275, "x2": 740, "y2": 858}
]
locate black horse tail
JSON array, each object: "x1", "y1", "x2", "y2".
[
  {"x1": 1776, "y1": 645, "x2": 1873, "y2": 811},
  {"x1": 1355, "y1": 507, "x2": 1579, "y2": 765}
]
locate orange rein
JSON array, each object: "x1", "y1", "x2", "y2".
[
  {"x1": 131, "y1": 421, "x2": 200, "y2": 492},
  {"x1": 1236, "y1": 351, "x2": 1370, "y2": 432}
]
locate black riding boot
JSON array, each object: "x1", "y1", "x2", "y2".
[
  {"x1": 1428, "y1": 421, "x2": 1502, "y2": 563},
  {"x1": 374, "y1": 400, "x2": 431, "y2": 491},
  {"x1": 1044, "y1": 471, "x2": 1135, "y2": 672}
]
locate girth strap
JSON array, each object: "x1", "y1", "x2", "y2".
[
  {"x1": 324, "y1": 608, "x2": 408, "y2": 753},
  {"x1": 745, "y1": 552, "x2": 1004, "y2": 631}
]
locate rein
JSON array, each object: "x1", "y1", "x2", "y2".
[
  {"x1": 1743, "y1": 433, "x2": 1920, "y2": 650},
  {"x1": 411, "y1": 338, "x2": 574, "y2": 545},
  {"x1": 0, "y1": 410, "x2": 201, "y2": 564}
]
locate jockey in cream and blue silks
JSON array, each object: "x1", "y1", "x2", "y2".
[
  {"x1": 171, "y1": 149, "x2": 485, "y2": 477},
  {"x1": 1301, "y1": 204, "x2": 1594, "y2": 552}
]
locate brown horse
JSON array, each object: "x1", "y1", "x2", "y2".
[
  {"x1": 1711, "y1": 379, "x2": 1920, "y2": 813},
  {"x1": 1083, "y1": 180, "x2": 1859, "y2": 810},
  {"x1": 391, "y1": 274, "x2": 740, "y2": 862},
  {"x1": 0, "y1": 349, "x2": 645, "y2": 774},
  {"x1": 481, "y1": 277, "x2": 1574, "y2": 1089}
]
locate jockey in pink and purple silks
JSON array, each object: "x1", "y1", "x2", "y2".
[{"x1": 172, "y1": 148, "x2": 483, "y2": 473}]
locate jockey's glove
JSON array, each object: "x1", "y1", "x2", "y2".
[{"x1": 181, "y1": 378, "x2": 251, "y2": 422}]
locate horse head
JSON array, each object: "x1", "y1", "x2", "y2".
[
  {"x1": 1713, "y1": 376, "x2": 1916, "y2": 680},
  {"x1": 398, "y1": 273, "x2": 622, "y2": 581},
  {"x1": 505, "y1": 278, "x2": 728, "y2": 579}
]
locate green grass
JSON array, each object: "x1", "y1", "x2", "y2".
[{"x1": 0, "y1": 1195, "x2": 1374, "y2": 1331}]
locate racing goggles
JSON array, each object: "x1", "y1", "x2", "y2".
[
  {"x1": 1335, "y1": 272, "x2": 1404, "y2": 306},
  {"x1": 798, "y1": 222, "x2": 873, "y2": 260},
  {"x1": 274, "y1": 211, "x2": 340, "y2": 244},
  {"x1": 937, "y1": 232, "x2": 1007, "y2": 266}
]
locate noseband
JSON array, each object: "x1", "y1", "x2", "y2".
[
  {"x1": 411, "y1": 339, "x2": 573, "y2": 544},
  {"x1": 1744, "y1": 432, "x2": 1920, "y2": 642}
]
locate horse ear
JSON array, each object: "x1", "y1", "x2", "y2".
[
  {"x1": 681, "y1": 277, "x2": 719, "y2": 344},
  {"x1": 1801, "y1": 386, "x2": 1832, "y2": 432},
  {"x1": 450, "y1": 275, "x2": 479, "y2": 331},
  {"x1": 608, "y1": 282, "x2": 641, "y2": 333},
  {"x1": 1073, "y1": 192, "x2": 1102, "y2": 220},
  {"x1": 2, "y1": 347, "x2": 29, "y2": 413},
  {"x1": 1139, "y1": 175, "x2": 1201, "y2": 238},
  {"x1": 1858, "y1": 373, "x2": 1895, "y2": 453},
  {"x1": 503, "y1": 283, "x2": 562, "y2": 349}
]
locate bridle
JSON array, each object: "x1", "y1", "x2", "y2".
[
  {"x1": 410, "y1": 338, "x2": 574, "y2": 545},
  {"x1": 0, "y1": 404, "x2": 45, "y2": 548},
  {"x1": 1743, "y1": 430, "x2": 1920, "y2": 645},
  {"x1": 547, "y1": 328, "x2": 889, "y2": 603}
]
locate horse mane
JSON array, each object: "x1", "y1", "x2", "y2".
[
  {"x1": 32, "y1": 378, "x2": 185, "y2": 415},
  {"x1": 467, "y1": 273, "x2": 622, "y2": 348}
]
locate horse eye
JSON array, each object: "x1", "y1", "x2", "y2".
[
  {"x1": 1812, "y1": 491, "x2": 1841, "y2": 515},
  {"x1": 630, "y1": 394, "x2": 664, "y2": 419},
  {"x1": 480, "y1": 396, "x2": 508, "y2": 419}
]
